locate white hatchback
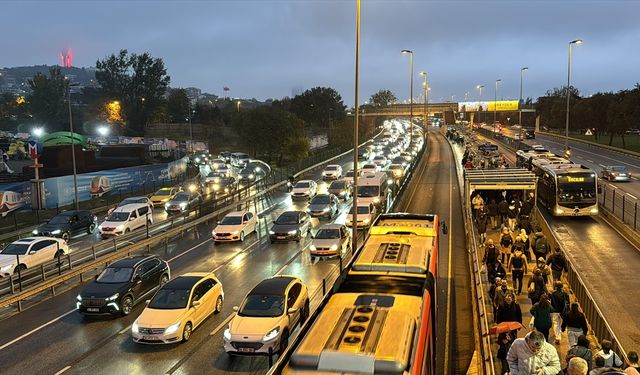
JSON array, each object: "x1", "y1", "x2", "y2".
[{"x1": 212, "y1": 211, "x2": 258, "y2": 243}]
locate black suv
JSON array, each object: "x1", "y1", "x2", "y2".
[
  {"x1": 77, "y1": 255, "x2": 170, "y2": 316},
  {"x1": 33, "y1": 210, "x2": 97, "y2": 241}
]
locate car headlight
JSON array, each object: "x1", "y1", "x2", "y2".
[
  {"x1": 115, "y1": 225, "x2": 124, "y2": 231},
  {"x1": 555, "y1": 208, "x2": 564, "y2": 214},
  {"x1": 211, "y1": 230, "x2": 216, "y2": 236},
  {"x1": 262, "y1": 327, "x2": 280, "y2": 342},
  {"x1": 590, "y1": 208, "x2": 598, "y2": 214},
  {"x1": 51, "y1": 229, "x2": 61, "y2": 235},
  {"x1": 232, "y1": 230, "x2": 239, "y2": 234},
  {"x1": 364, "y1": 218, "x2": 370, "y2": 223},
  {"x1": 106, "y1": 293, "x2": 119, "y2": 301},
  {"x1": 132, "y1": 321, "x2": 139, "y2": 334},
  {"x1": 373, "y1": 197, "x2": 380, "y2": 203},
  {"x1": 322, "y1": 207, "x2": 329, "y2": 212},
  {"x1": 330, "y1": 245, "x2": 338, "y2": 251},
  {"x1": 224, "y1": 328, "x2": 232, "y2": 341},
  {"x1": 180, "y1": 202, "x2": 188, "y2": 208},
  {"x1": 249, "y1": 174, "x2": 255, "y2": 179},
  {"x1": 76, "y1": 294, "x2": 82, "y2": 301},
  {"x1": 164, "y1": 321, "x2": 181, "y2": 335},
  {"x1": 32, "y1": 229, "x2": 38, "y2": 235},
  {"x1": 310, "y1": 245, "x2": 316, "y2": 250},
  {"x1": 322, "y1": 172, "x2": 328, "y2": 176},
  {"x1": 288, "y1": 230, "x2": 297, "y2": 235},
  {"x1": 165, "y1": 203, "x2": 170, "y2": 209},
  {"x1": 339, "y1": 191, "x2": 345, "y2": 196},
  {"x1": 269, "y1": 230, "x2": 275, "y2": 235},
  {"x1": 195, "y1": 158, "x2": 201, "y2": 163}
]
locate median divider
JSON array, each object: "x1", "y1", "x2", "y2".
[{"x1": 0, "y1": 133, "x2": 382, "y2": 314}]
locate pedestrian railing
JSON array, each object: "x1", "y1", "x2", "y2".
[{"x1": 599, "y1": 181, "x2": 640, "y2": 234}]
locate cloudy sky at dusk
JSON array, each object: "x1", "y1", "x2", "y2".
[{"x1": 4, "y1": 0, "x2": 639, "y2": 105}]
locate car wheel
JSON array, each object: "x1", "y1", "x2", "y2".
[
  {"x1": 13, "y1": 264, "x2": 26, "y2": 275},
  {"x1": 214, "y1": 296, "x2": 223, "y2": 313},
  {"x1": 121, "y1": 296, "x2": 133, "y2": 316},
  {"x1": 182, "y1": 322, "x2": 193, "y2": 342},
  {"x1": 160, "y1": 273, "x2": 169, "y2": 286},
  {"x1": 279, "y1": 330, "x2": 289, "y2": 355},
  {"x1": 124, "y1": 228, "x2": 131, "y2": 234},
  {"x1": 240, "y1": 231, "x2": 245, "y2": 242},
  {"x1": 61, "y1": 232, "x2": 70, "y2": 241},
  {"x1": 87, "y1": 223, "x2": 96, "y2": 234}
]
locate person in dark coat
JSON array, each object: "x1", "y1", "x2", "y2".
[
  {"x1": 550, "y1": 281, "x2": 570, "y2": 344},
  {"x1": 547, "y1": 247, "x2": 568, "y2": 283},
  {"x1": 520, "y1": 198, "x2": 533, "y2": 217},
  {"x1": 530, "y1": 294, "x2": 555, "y2": 342},
  {"x1": 488, "y1": 262, "x2": 507, "y2": 290},
  {"x1": 567, "y1": 335, "x2": 593, "y2": 372},
  {"x1": 487, "y1": 199, "x2": 499, "y2": 230},
  {"x1": 496, "y1": 293, "x2": 522, "y2": 325},
  {"x1": 527, "y1": 268, "x2": 547, "y2": 306},
  {"x1": 498, "y1": 197, "x2": 509, "y2": 226},
  {"x1": 497, "y1": 331, "x2": 516, "y2": 375},
  {"x1": 561, "y1": 302, "x2": 589, "y2": 348},
  {"x1": 476, "y1": 210, "x2": 488, "y2": 246}
]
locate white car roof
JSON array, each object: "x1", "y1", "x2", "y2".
[
  {"x1": 225, "y1": 210, "x2": 248, "y2": 217},
  {"x1": 13, "y1": 237, "x2": 50, "y2": 244},
  {"x1": 113, "y1": 203, "x2": 149, "y2": 212}
]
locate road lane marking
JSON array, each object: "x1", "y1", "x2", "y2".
[
  {"x1": 587, "y1": 159, "x2": 594, "y2": 163},
  {"x1": 275, "y1": 243, "x2": 309, "y2": 276},
  {"x1": 167, "y1": 238, "x2": 212, "y2": 263},
  {"x1": 209, "y1": 313, "x2": 235, "y2": 336},
  {"x1": 53, "y1": 366, "x2": 71, "y2": 375},
  {"x1": 211, "y1": 239, "x2": 260, "y2": 273},
  {"x1": 0, "y1": 308, "x2": 76, "y2": 351}
]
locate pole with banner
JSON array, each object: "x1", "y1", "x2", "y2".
[{"x1": 28, "y1": 140, "x2": 45, "y2": 210}]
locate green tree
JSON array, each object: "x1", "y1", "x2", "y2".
[
  {"x1": 369, "y1": 89, "x2": 397, "y2": 107},
  {"x1": 27, "y1": 66, "x2": 70, "y2": 131},
  {"x1": 167, "y1": 89, "x2": 190, "y2": 123},
  {"x1": 285, "y1": 136, "x2": 310, "y2": 163},
  {"x1": 95, "y1": 49, "x2": 170, "y2": 134},
  {"x1": 290, "y1": 87, "x2": 346, "y2": 128}
]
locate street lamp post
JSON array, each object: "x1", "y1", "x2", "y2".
[
  {"x1": 565, "y1": 39, "x2": 583, "y2": 156},
  {"x1": 188, "y1": 100, "x2": 193, "y2": 154},
  {"x1": 66, "y1": 80, "x2": 79, "y2": 210},
  {"x1": 420, "y1": 71, "x2": 428, "y2": 142},
  {"x1": 402, "y1": 49, "x2": 414, "y2": 143},
  {"x1": 519, "y1": 67, "x2": 528, "y2": 146},
  {"x1": 351, "y1": 0, "x2": 361, "y2": 256},
  {"x1": 493, "y1": 79, "x2": 501, "y2": 135},
  {"x1": 476, "y1": 85, "x2": 484, "y2": 124}
]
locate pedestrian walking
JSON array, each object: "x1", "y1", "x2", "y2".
[
  {"x1": 500, "y1": 227, "x2": 513, "y2": 264},
  {"x1": 496, "y1": 293, "x2": 523, "y2": 327},
  {"x1": 530, "y1": 294, "x2": 555, "y2": 342},
  {"x1": 535, "y1": 257, "x2": 553, "y2": 287},
  {"x1": 489, "y1": 262, "x2": 507, "y2": 293},
  {"x1": 488, "y1": 199, "x2": 499, "y2": 230},
  {"x1": 483, "y1": 239, "x2": 499, "y2": 267},
  {"x1": 472, "y1": 193, "x2": 485, "y2": 220},
  {"x1": 517, "y1": 215, "x2": 533, "y2": 236},
  {"x1": 507, "y1": 200, "x2": 519, "y2": 231},
  {"x1": 497, "y1": 331, "x2": 516, "y2": 375},
  {"x1": 596, "y1": 340, "x2": 624, "y2": 368},
  {"x1": 476, "y1": 210, "x2": 488, "y2": 246},
  {"x1": 507, "y1": 331, "x2": 561, "y2": 375},
  {"x1": 527, "y1": 268, "x2": 547, "y2": 306},
  {"x1": 465, "y1": 159, "x2": 475, "y2": 169},
  {"x1": 521, "y1": 228, "x2": 531, "y2": 254},
  {"x1": 567, "y1": 357, "x2": 589, "y2": 375},
  {"x1": 498, "y1": 197, "x2": 509, "y2": 226},
  {"x1": 508, "y1": 248, "x2": 528, "y2": 295},
  {"x1": 561, "y1": 303, "x2": 589, "y2": 348},
  {"x1": 625, "y1": 351, "x2": 640, "y2": 375},
  {"x1": 489, "y1": 277, "x2": 502, "y2": 304},
  {"x1": 547, "y1": 247, "x2": 568, "y2": 283},
  {"x1": 533, "y1": 226, "x2": 550, "y2": 261},
  {"x1": 494, "y1": 279, "x2": 514, "y2": 312},
  {"x1": 520, "y1": 197, "x2": 533, "y2": 217},
  {"x1": 567, "y1": 335, "x2": 593, "y2": 372},
  {"x1": 550, "y1": 281, "x2": 570, "y2": 344}
]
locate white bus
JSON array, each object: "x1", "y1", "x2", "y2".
[{"x1": 537, "y1": 163, "x2": 598, "y2": 216}]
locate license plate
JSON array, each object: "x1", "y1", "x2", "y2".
[
  {"x1": 142, "y1": 335, "x2": 156, "y2": 341},
  {"x1": 238, "y1": 347, "x2": 255, "y2": 353},
  {"x1": 87, "y1": 308, "x2": 100, "y2": 312},
  {"x1": 277, "y1": 236, "x2": 285, "y2": 240}
]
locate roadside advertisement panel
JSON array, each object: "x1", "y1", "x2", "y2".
[
  {"x1": 459, "y1": 101, "x2": 519, "y2": 112},
  {"x1": 486, "y1": 101, "x2": 519, "y2": 111}
]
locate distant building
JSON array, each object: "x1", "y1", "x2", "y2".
[{"x1": 184, "y1": 87, "x2": 201, "y2": 103}]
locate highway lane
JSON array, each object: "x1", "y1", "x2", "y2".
[
  {"x1": 473, "y1": 129, "x2": 640, "y2": 353},
  {"x1": 0, "y1": 146, "x2": 387, "y2": 375},
  {"x1": 400, "y1": 131, "x2": 472, "y2": 374}
]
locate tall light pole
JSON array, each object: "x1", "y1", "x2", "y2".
[
  {"x1": 493, "y1": 79, "x2": 501, "y2": 135},
  {"x1": 420, "y1": 71, "x2": 428, "y2": 142},
  {"x1": 188, "y1": 100, "x2": 193, "y2": 154},
  {"x1": 565, "y1": 39, "x2": 583, "y2": 156},
  {"x1": 351, "y1": 0, "x2": 361, "y2": 255},
  {"x1": 476, "y1": 85, "x2": 484, "y2": 125},
  {"x1": 518, "y1": 67, "x2": 528, "y2": 146},
  {"x1": 66, "y1": 79, "x2": 79, "y2": 210},
  {"x1": 402, "y1": 49, "x2": 414, "y2": 143}
]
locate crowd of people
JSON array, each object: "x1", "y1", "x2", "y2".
[{"x1": 473, "y1": 190, "x2": 638, "y2": 375}]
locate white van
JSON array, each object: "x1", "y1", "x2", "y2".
[
  {"x1": 356, "y1": 172, "x2": 389, "y2": 209},
  {"x1": 230, "y1": 152, "x2": 251, "y2": 168},
  {"x1": 99, "y1": 203, "x2": 153, "y2": 238}
]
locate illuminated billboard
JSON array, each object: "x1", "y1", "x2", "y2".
[
  {"x1": 458, "y1": 102, "x2": 488, "y2": 112},
  {"x1": 458, "y1": 101, "x2": 519, "y2": 112},
  {"x1": 487, "y1": 101, "x2": 519, "y2": 111}
]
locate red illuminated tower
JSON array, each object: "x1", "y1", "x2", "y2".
[{"x1": 60, "y1": 48, "x2": 73, "y2": 68}]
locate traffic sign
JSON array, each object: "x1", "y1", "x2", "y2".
[
  {"x1": 585, "y1": 129, "x2": 593, "y2": 136},
  {"x1": 27, "y1": 140, "x2": 43, "y2": 160}
]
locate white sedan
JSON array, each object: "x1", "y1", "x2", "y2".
[
  {"x1": 0, "y1": 237, "x2": 69, "y2": 277},
  {"x1": 322, "y1": 164, "x2": 343, "y2": 180},
  {"x1": 291, "y1": 180, "x2": 317, "y2": 200},
  {"x1": 212, "y1": 211, "x2": 258, "y2": 243}
]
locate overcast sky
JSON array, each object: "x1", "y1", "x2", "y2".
[{"x1": 4, "y1": 0, "x2": 639, "y2": 105}]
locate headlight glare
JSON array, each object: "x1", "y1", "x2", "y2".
[
  {"x1": 51, "y1": 229, "x2": 61, "y2": 235},
  {"x1": 262, "y1": 327, "x2": 280, "y2": 341},
  {"x1": 164, "y1": 321, "x2": 181, "y2": 335}
]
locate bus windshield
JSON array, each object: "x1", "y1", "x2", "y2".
[
  {"x1": 357, "y1": 186, "x2": 379, "y2": 197},
  {"x1": 557, "y1": 173, "x2": 596, "y2": 203}
]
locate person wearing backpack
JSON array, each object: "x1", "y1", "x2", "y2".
[
  {"x1": 508, "y1": 248, "x2": 528, "y2": 295},
  {"x1": 547, "y1": 247, "x2": 568, "y2": 283},
  {"x1": 530, "y1": 293, "x2": 555, "y2": 342},
  {"x1": 483, "y1": 239, "x2": 499, "y2": 266},
  {"x1": 550, "y1": 281, "x2": 570, "y2": 344},
  {"x1": 500, "y1": 227, "x2": 513, "y2": 264},
  {"x1": 567, "y1": 335, "x2": 593, "y2": 372},
  {"x1": 498, "y1": 196, "x2": 509, "y2": 226},
  {"x1": 596, "y1": 340, "x2": 624, "y2": 368},
  {"x1": 487, "y1": 199, "x2": 499, "y2": 230},
  {"x1": 527, "y1": 268, "x2": 547, "y2": 305},
  {"x1": 533, "y1": 226, "x2": 550, "y2": 261}
]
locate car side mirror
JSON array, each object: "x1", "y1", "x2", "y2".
[
  {"x1": 94, "y1": 274, "x2": 99, "y2": 281},
  {"x1": 232, "y1": 306, "x2": 239, "y2": 312},
  {"x1": 287, "y1": 308, "x2": 299, "y2": 315},
  {"x1": 192, "y1": 300, "x2": 201, "y2": 308},
  {"x1": 29, "y1": 250, "x2": 36, "y2": 255},
  {"x1": 145, "y1": 299, "x2": 151, "y2": 305}
]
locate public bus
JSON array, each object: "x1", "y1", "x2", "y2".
[
  {"x1": 515, "y1": 148, "x2": 555, "y2": 169},
  {"x1": 536, "y1": 163, "x2": 598, "y2": 216},
  {"x1": 270, "y1": 213, "x2": 439, "y2": 375}
]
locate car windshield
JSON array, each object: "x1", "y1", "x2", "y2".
[
  {"x1": 155, "y1": 189, "x2": 172, "y2": 196},
  {"x1": 220, "y1": 216, "x2": 242, "y2": 225},
  {"x1": 326, "y1": 166, "x2": 338, "y2": 171},
  {"x1": 311, "y1": 195, "x2": 330, "y2": 204},
  {"x1": 207, "y1": 172, "x2": 220, "y2": 178},
  {"x1": 49, "y1": 215, "x2": 71, "y2": 224},
  {"x1": 0, "y1": 243, "x2": 29, "y2": 255},
  {"x1": 96, "y1": 267, "x2": 132, "y2": 283},
  {"x1": 174, "y1": 193, "x2": 190, "y2": 201},
  {"x1": 330, "y1": 181, "x2": 345, "y2": 189},
  {"x1": 374, "y1": 156, "x2": 385, "y2": 161},
  {"x1": 345, "y1": 171, "x2": 355, "y2": 177},
  {"x1": 276, "y1": 213, "x2": 299, "y2": 224},
  {"x1": 148, "y1": 288, "x2": 191, "y2": 309},
  {"x1": 107, "y1": 212, "x2": 129, "y2": 222},
  {"x1": 294, "y1": 182, "x2": 309, "y2": 188},
  {"x1": 611, "y1": 166, "x2": 628, "y2": 172},
  {"x1": 351, "y1": 206, "x2": 370, "y2": 214},
  {"x1": 239, "y1": 294, "x2": 285, "y2": 317},
  {"x1": 363, "y1": 165, "x2": 376, "y2": 170},
  {"x1": 315, "y1": 228, "x2": 340, "y2": 239},
  {"x1": 240, "y1": 168, "x2": 252, "y2": 175},
  {"x1": 357, "y1": 186, "x2": 380, "y2": 197}
]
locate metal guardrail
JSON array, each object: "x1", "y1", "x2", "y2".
[
  {"x1": 600, "y1": 182, "x2": 640, "y2": 234},
  {"x1": 0, "y1": 133, "x2": 382, "y2": 313},
  {"x1": 474, "y1": 126, "x2": 630, "y2": 362},
  {"x1": 443, "y1": 128, "x2": 494, "y2": 375}
]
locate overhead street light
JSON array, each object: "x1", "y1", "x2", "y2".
[
  {"x1": 565, "y1": 39, "x2": 583, "y2": 157},
  {"x1": 420, "y1": 71, "x2": 428, "y2": 142},
  {"x1": 65, "y1": 77, "x2": 79, "y2": 210},
  {"x1": 518, "y1": 67, "x2": 529, "y2": 147},
  {"x1": 97, "y1": 126, "x2": 110, "y2": 137},
  {"x1": 401, "y1": 49, "x2": 414, "y2": 144},
  {"x1": 493, "y1": 79, "x2": 501, "y2": 135},
  {"x1": 32, "y1": 127, "x2": 45, "y2": 138}
]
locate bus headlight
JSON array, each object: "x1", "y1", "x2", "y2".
[
  {"x1": 373, "y1": 197, "x2": 380, "y2": 203},
  {"x1": 590, "y1": 208, "x2": 598, "y2": 214},
  {"x1": 555, "y1": 208, "x2": 564, "y2": 215}
]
